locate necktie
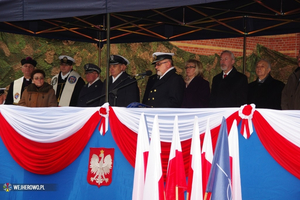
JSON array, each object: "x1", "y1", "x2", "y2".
[{"x1": 224, "y1": 74, "x2": 227, "y2": 78}]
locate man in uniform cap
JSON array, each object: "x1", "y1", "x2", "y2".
[
  {"x1": 77, "y1": 63, "x2": 103, "y2": 107},
  {"x1": 142, "y1": 52, "x2": 185, "y2": 107},
  {"x1": 51, "y1": 55, "x2": 85, "y2": 106},
  {"x1": 5, "y1": 57, "x2": 37, "y2": 105},
  {"x1": 99, "y1": 55, "x2": 139, "y2": 107}
]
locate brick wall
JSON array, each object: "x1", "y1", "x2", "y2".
[{"x1": 171, "y1": 33, "x2": 300, "y2": 58}]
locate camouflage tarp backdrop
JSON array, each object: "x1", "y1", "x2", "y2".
[{"x1": 0, "y1": 32, "x2": 298, "y2": 100}]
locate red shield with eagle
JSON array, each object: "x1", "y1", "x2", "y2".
[{"x1": 87, "y1": 148, "x2": 114, "y2": 187}]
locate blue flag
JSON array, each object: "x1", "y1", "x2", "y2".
[{"x1": 206, "y1": 117, "x2": 232, "y2": 200}]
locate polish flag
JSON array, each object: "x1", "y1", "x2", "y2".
[
  {"x1": 187, "y1": 116, "x2": 203, "y2": 200},
  {"x1": 228, "y1": 120, "x2": 242, "y2": 200},
  {"x1": 201, "y1": 118, "x2": 213, "y2": 198},
  {"x1": 165, "y1": 115, "x2": 187, "y2": 200},
  {"x1": 132, "y1": 113, "x2": 150, "y2": 200},
  {"x1": 143, "y1": 115, "x2": 165, "y2": 200}
]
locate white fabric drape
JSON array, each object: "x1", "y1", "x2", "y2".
[
  {"x1": 113, "y1": 107, "x2": 237, "y2": 142},
  {"x1": 1, "y1": 104, "x2": 300, "y2": 148},
  {"x1": 0, "y1": 105, "x2": 99, "y2": 142}
]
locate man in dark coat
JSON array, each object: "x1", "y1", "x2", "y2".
[
  {"x1": 142, "y1": 52, "x2": 185, "y2": 108},
  {"x1": 77, "y1": 63, "x2": 103, "y2": 107},
  {"x1": 248, "y1": 59, "x2": 284, "y2": 109},
  {"x1": 99, "y1": 55, "x2": 139, "y2": 107},
  {"x1": 5, "y1": 57, "x2": 36, "y2": 105},
  {"x1": 210, "y1": 50, "x2": 248, "y2": 107}
]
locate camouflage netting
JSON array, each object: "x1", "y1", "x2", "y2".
[{"x1": 0, "y1": 32, "x2": 298, "y2": 101}]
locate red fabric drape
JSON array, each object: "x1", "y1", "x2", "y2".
[
  {"x1": 0, "y1": 112, "x2": 100, "y2": 175},
  {"x1": 109, "y1": 107, "x2": 241, "y2": 177},
  {"x1": 253, "y1": 111, "x2": 300, "y2": 179}
]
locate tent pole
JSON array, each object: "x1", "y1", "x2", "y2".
[
  {"x1": 243, "y1": 35, "x2": 246, "y2": 74},
  {"x1": 105, "y1": 13, "x2": 110, "y2": 102},
  {"x1": 98, "y1": 32, "x2": 101, "y2": 72},
  {"x1": 243, "y1": 16, "x2": 247, "y2": 74}
]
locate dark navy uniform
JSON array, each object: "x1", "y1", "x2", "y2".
[
  {"x1": 77, "y1": 79, "x2": 103, "y2": 107},
  {"x1": 100, "y1": 72, "x2": 140, "y2": 107},
  {"x1": 99, "y1": 55, "x2": 139, "y2": 107},
  {"x1": 142, "y1": 68, "x2": 185, "y2": 107}
]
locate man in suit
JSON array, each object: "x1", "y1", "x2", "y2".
[
  {"x1": 5, "y1": 57, "x2": 36, "y2": 105},
  {"x1": 210, "y1": 50, "x2": 248, "y2": 107},
  {"x1": 51, "y1": 55, "x2": 85, "y2": 106},
  {"x1": 77, "y1": 63, "x2": 103, "y2": 107},
  {"x1": 142, "y1": 52, "x2": 185, "y2": 107},
  {"x1": 99, "y1": 55, "x2": 139, "y2": 107},
  {"x1": 248, "y1": 59, "x2": 284, "y2": 109}
]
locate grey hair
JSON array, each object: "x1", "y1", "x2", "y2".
[{"x1": 221, "y1": 50, "x2": 235, "y2": 60}]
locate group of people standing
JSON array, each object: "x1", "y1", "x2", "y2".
[{"x1": 2, "y1": 49, "x2": 300, "y2": 110}]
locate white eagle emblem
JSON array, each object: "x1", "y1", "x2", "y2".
[{"x1": 89, "y1": 150, "x2": 113, "y2": 186}]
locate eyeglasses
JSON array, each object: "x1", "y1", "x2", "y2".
[
  {"x1": 155, "y1": 61, "x2": 169, "y2": 66},
  {"x1": 185, "y1": 66, "x2": 196, "y2": 69},
  {"x1": 34, "y1": 77, "x2": 44, "y2": 80}
]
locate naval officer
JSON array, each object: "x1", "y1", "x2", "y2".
[
  {"x1": 142, "y1": 52, "x2": 185, "y2": 107},
  {"x1": 99, "y1": 55, "x2": 139, "y2": 107},
  {"x1": 77, "y1": 63, "x2": 103, "y2": 107}
]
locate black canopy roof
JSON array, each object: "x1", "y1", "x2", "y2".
[{"x1": 1, "y1": 0, "x2": 300, "y2": 44}]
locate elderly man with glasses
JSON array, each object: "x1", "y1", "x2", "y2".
[{"x1": 142, "y1": 52, "x2": 185, "y2": 108}]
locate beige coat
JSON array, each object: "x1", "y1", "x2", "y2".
[{"x1": 18, "y1": 83, "x2": 57, "y2": 107}]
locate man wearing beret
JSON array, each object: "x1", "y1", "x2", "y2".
[
  {"x1": 51, "y1": 55, "x2": 85, "y2": 106},
  {"x1": 5, "y1": 57, "x2": 36, "y2": 105},
  {"x1": 77, "y1": 63, "x2": 103, "y2": 107},
  {"x1": 142, "y1": 52, "x2": 185, "y2": 107},
  {"x1": 99, "y1": 55, "x2": 139, "y2": 107}
]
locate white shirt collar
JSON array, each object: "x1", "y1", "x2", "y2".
[
  {"x1": 88, "y1": 77, "x2": 99, "y2": 87},
  {"x1": 112, "y1": 71, "x2": 124, "y2": 83},
  {"x1": 60, "y1": 71, "x2": 71, "y2": 80},
  {"x1": 159, "y1": 67, "x2": 174, "y2": 79},
  {"x1": 223, "y1": 68, "x2": 233, "y2": 77}
]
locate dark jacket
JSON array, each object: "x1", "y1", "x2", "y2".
[
  {"x1": 181, "y1": 75, "x2": 210, "y2": 108},
  {"x1": 77, "y1": 79, "x2": 103, "y2": 107},
  {"x1": 99, "y1": 72, "x2": 140, "y2": 107},
  {"x1": 210, "y1": 67, "x2": 248, "y2": 107},
  {"x1": 248, "y1": 75, "x2": 284, "y2": 109},
  {"x1": 142, "y1": 68, "x2": 185, "y2": 108},
  {"x1": 281, "y1": 67, "x2": 300, "y2": 110},
  {"x1": 5, "y1": 78, "x2": 32, "y2": 105},
  {"x1": 18, "y1": 83, "x2": 57, "y2": 107}
]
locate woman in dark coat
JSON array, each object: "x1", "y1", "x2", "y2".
[{"x1": 181, "y1": 59, "x2": 210, "y2": 108}]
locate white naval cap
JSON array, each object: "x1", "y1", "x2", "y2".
[
  {"x1": 109, "y1": 55, "x2": 130, "y2": 65},
  {"x1": 152, "y1": 52, "x2": 174, "y2": 64},
  {"x1": 59, "y1": 55, "x2": 75, "y2": 65}
]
